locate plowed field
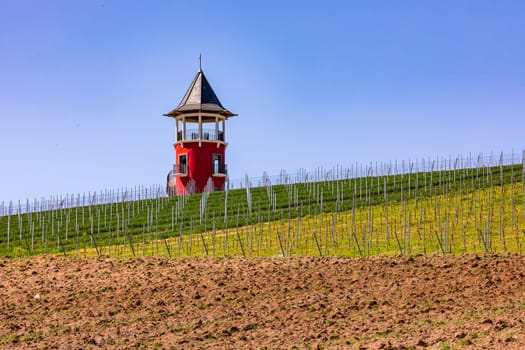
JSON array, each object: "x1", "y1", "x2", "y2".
[{"x1": 1, "y1": 254, "x2": 525, "y2": 349}]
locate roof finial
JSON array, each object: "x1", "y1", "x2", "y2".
[{"x1": 199, "y1": 53, "x2": 202, "y2": 72}]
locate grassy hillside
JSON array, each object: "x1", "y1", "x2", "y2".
[{"x1": 0, "y1": 163, "x2": 523, "y2": 257}]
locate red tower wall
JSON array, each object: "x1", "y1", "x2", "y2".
[{"x1": 175, "y1": 142, "x2": 226, "y2": 195}]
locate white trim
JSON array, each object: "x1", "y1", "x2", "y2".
[
  {"x1": 182, "y1": 116, "x2": 186, "y2": 140},
  {"x1": 198, "y1": 113, "x2": 202, "y2": 147},
  {"x1": 174, "y1": 140, "x2": 228, "y2": 147},
  {"x1": 174, "y1": 153, "x2": 188, "y2": 177},
  {"x1": 176, "y1": 112, "x2": 229, "y2": 121},
  {"x1": 215, "y1": 116, "x2": 219, "y2": 140}
]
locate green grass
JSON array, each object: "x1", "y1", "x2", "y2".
[{"x1": 0, "y1": 163, "x2": 523, "y2": 257}]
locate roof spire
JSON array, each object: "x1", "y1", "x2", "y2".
[
  {"x1": 163, "y1": 68, "x2": 237, "y2": 118},
  {"x1": 199, "y1": 53, "x2": 202, "y2": 72}
]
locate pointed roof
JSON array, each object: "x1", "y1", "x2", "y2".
[{"x1": 164, "y1": 70, "x2": 236, "y2": 118}]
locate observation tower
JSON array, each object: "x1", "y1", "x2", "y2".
[{"x1": 164, "y1": 68, "x2": 236, "y2": 195}]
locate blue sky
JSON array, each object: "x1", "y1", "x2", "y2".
[{"x1": 1, "y1": 0, "x2": 524, "y2": 203}]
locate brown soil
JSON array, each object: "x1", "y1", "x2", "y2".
[{"x1": 1, "y1": 255, "x2": 525, "y2": 349}]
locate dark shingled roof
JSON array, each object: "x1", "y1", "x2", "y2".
[{"x1": 164, "y1": 70, "x2": 236, "y2": 118}]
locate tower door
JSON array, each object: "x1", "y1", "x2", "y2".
[{"x1": 212, "y1": 154, "x2": 222, "y2": 174}]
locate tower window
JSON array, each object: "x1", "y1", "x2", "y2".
[
  {"x1": 212, "y1": 154, "x2": 223, "y2": 174},
  {"x1": 178, "y1": 154, "x2": 187, "y2": 174}
]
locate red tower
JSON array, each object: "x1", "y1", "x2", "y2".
[{"x1": 164, "y1": 69, "x2": 236, "y2": 195}]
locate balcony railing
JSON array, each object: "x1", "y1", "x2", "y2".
[
  {"x1": 177, "y1": 128, "x2": 224, "y2": 142},
  {"x1": 173, "y1": 163, "x2": 226, "y2": 176}
]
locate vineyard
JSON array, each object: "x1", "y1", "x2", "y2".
[
  {"x1": 2, "y1": 154, "x2": 525, "y2": 349},
  {"x1": 1, "y1": 153, "x2": 524, "y2": 259}
]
